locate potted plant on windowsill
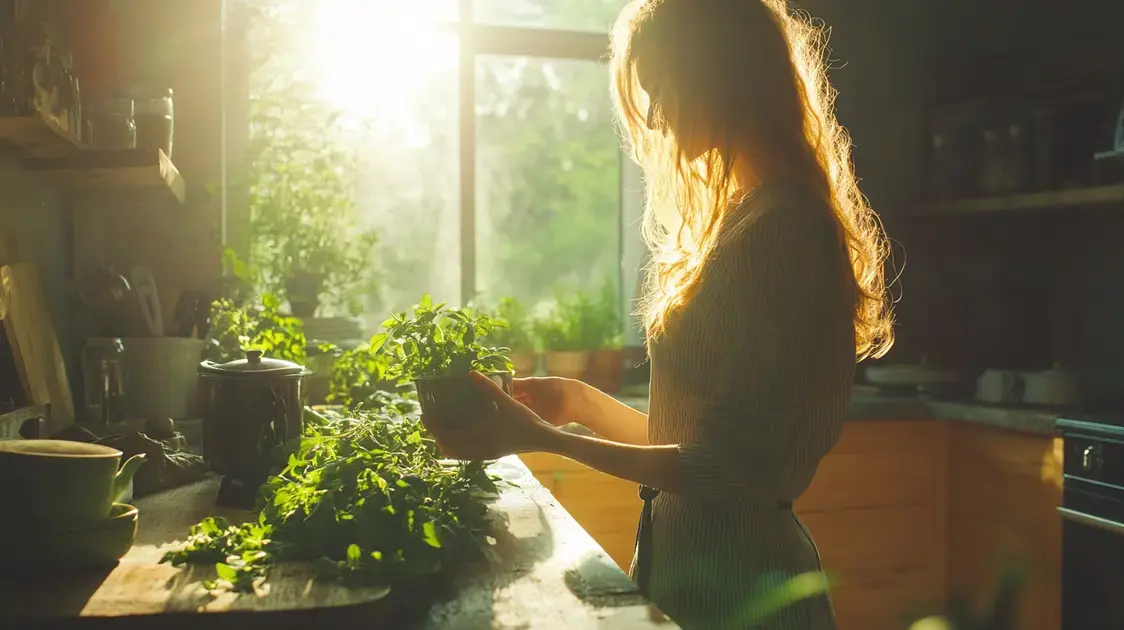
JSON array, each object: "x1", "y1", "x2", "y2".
[
  {"x1": 486, "y1": 297, "x2": 538, "y2": 376},
  {"x1": 580, "y1": 280, "x2": 625, "y2": 394},
  {"x1": 373, "y1": 294, "x2": 514, "y2": 428},
  {"x1": 535, "y1": 292, "x2": 591, "y2": 380}
]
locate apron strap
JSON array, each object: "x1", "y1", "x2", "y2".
[{"x1": 634, "y1": 485, "x2": 661, "y2": 596}]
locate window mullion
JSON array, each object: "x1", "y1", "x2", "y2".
[{"x1": 458, "y1": 1, "x2": 476, "y2": 304}]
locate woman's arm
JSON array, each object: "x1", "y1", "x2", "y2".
[
  {"x1": 542, "y1": 429, "x2": 687, "y2": 493},
  {"x1": 573, "y1": 384, "x2": 650, "y2": 445}
]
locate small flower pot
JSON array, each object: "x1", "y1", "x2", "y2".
[
  {"x1": 584, "y1": 348, "x2": 623, "y2": 394},
  {"x1": 544, "y1": 351, "x2": 591, "y2": 380},
  {"x1": 414, "y1": 372, "x2": 514, "y2": 429},
  {"x1": 509, "y1": 352, "x2": 539, "y2": 377}
]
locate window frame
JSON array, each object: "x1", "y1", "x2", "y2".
[{"x1": 455, "y1": 13, "x2": 624, "y2": 306}]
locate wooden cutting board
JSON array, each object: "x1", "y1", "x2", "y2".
[{"x1": 2, "y1": 262, "x2": 75, "y2": 431}]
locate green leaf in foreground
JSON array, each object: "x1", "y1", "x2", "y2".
[{"x1": 161, "y1": 393, "x2": 500, "y2": 593}]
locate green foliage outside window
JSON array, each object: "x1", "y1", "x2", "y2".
[{"x1": 243, "y1": 0, "x2": 380, "y2": 317}]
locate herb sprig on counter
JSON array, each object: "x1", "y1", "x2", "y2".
[{"x1": 161, "y1": 396, "x2": 499, "y2": 593}]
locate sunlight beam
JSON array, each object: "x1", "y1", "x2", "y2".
[{"x1": 305, "y1": 1, "x2": 457, "y2": 120}]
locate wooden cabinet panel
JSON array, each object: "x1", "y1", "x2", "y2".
[
  {"x1": 553, "y1": 471, "x2": 639, "y2": 510},
  {"x1": 946, "y1": 423, "x2": 1062, "y2": 630},
  {"x1": 797, "y1": 420, "x2": 948, "y2": 630},
  {"x1": 798, "y1": 450, "x2": 940, "y2": 512},
  {"x1": 825, "y1": 419, "x2": 944, "y2": 454},
  {"x1": 803, "y1": 504, "x2": 942, "y2": 573},
  {"x1": 519, "y1": 452, "x2": 599, "y2": 474}
]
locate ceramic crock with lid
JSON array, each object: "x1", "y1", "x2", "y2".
[{"x1": 198, "y1": 350, "x2": 309, "y2": 501}]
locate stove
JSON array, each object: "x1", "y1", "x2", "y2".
[{"x1": 1057, "y1": 413, "x2": 1124, "y2": 629}]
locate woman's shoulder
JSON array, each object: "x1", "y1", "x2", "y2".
[{"x1": 719, "y1": 178, "x2": 837, "y2": 250}]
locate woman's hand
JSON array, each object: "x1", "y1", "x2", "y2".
[
  {"x1": 421, "y1": 372, "x2": 560, "y2": 461},
  {"x1": 512, "y1": 376, "x2": 588, "y2": 427}
]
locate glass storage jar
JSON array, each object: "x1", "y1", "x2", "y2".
[
  {"x1": 132, "y1": 87, "x2": 173, "y2": 157},
  {"x1": 92, "y1": 96, "x2": 136, "y2": 149}
]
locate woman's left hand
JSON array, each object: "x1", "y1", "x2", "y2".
[{"x1": 421, "y1": 371, "x2": 561, "y2": 461}]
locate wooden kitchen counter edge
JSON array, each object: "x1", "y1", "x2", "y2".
[{"x1": 0, "y1": 457, "x2": 674, "y2": 630}]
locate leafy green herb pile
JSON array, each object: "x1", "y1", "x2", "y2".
[{"x1": 161, "y1": 396, "x2": 499, "y2": 593}]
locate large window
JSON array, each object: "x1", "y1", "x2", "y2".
[
  {"x1": 475, "y1": 56, "x2": 622, "y2": 310},
  {"x1": 238, "y1": 0, "x2": 645, "y2": 339}
]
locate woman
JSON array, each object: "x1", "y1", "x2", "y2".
[{"x1": 423, "y1": 0, "x2": 894, "y2": 627}]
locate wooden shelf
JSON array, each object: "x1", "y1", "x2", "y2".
[
  {"x1": 22, "y1": 149, "x2": 186, "y2": 205},
  {"x1": 0, "y1": 112, "x2": 84, "y2": 158},
  {"x1": 911, "y1": 184, "x2": 1124, "y2": 217}
]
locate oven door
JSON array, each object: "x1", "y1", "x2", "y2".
[{"x1": 1060, "y1": 499, "x2": 1124, "y2": 628}]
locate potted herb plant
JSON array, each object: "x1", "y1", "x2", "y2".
[
  {"x1": 373, "y1": 294, "x2": 514, "y2": 427},
  {"x1": 486, "y1": 297, "x2": 538, "y2": 376},
  {"x1": 580, "y1": 280, "x2": 625, "y2": 394},
  {"x1": 535, "y1": 292, "x2": 592, "y2": 380}
]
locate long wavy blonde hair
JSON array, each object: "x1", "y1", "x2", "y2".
[{"x1": 610, "y1": 0, "x2": 894, "y2": 360}]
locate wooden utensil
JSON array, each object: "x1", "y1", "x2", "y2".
[
  {"x1": 129, "y1": 265, "x2": 164, "y2": 337},
  {"x1": 2, "y1": 263, "x2": 75, "y2": 432}
]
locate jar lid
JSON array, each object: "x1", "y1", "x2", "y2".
[{"x1": 199, "y1": 350, "x2": 307, "y2": 377}]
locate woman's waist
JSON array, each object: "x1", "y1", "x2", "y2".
[{"x1": 652, "y1": 489, "x2": 794, "y2": 512}]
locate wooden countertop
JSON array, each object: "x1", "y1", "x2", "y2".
[{"x1": 1, "y1": 457, "x2": 675, "y2": 630}]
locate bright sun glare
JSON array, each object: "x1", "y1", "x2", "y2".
[{"x1": 308, "y1": 1, "x2": 456, "y2": 120}]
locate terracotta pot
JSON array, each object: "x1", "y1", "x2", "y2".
[
  {"x1": 509, "y1": 352, "x2": 538, "y2": 378},
  {"x1": 584, "y1": 349, "x2": 623, "y2": 393},
  {"x1": 544, "y1": 351, "x2": 591, "y2": 379}
]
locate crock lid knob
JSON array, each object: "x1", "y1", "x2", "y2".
[{"x1": 246, "y1": 349, "x2": 263, "y2": 364}]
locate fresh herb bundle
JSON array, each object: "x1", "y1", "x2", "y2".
[
  {"x1": 161, "y1": 395, "x2": 498, "y2": 593},
  {"x1": 373, "y1": 294, "x2": 513, "y2": 379}
]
